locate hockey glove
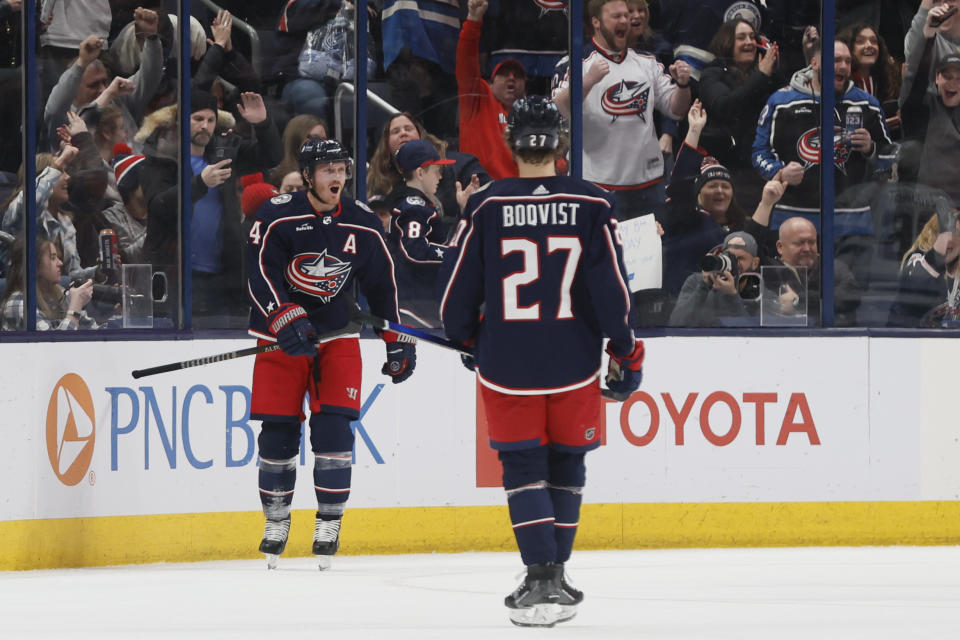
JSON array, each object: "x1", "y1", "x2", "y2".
[
  {"x1": 382, "y1": 341, "x2": 416, "y2": 383},
  {"x1": 604, "y1": 339, "x2": 645, "y2": 402},
  {"x1": 269, "y1": 303, "x2": 317, "y2": 357}
]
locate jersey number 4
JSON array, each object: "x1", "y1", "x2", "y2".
[{"x1": 501, "y1": 236, "x2": 582, "y2": 321}]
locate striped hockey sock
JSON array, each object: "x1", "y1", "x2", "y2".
[
  {"x1": 506, "y1": 480, "x2": 557, "y2": 566},
  {"x1": 314, "y1": 451, "x2": 352, "y2": 519}
]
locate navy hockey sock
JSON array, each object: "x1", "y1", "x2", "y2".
[
  {"x1": 548, "y1": 486, "x2": 582, "y2": 564},
  {"x1": 500, "y1": 448, "x2": 556, "y2": 566},
  {"x1": 313, "y1": 451, "x2": 351, "y2": 518},
  {"x1": 257, "y1": 422, "x2": 301, "y2": 520},
  {"x1": 310, "y1": 413, "x2": 355, "y2": 519},
  {"x1": 549, "y1": 449, "x2": 586, "y2": 564},
  {"x1": 258, "y1": 456, "x2": 296, "y2": 520}
]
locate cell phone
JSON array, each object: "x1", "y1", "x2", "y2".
[
  {"x1": 212, "y1": 135, "x2": 240, "y2": 163},
  {"x1": 931, "y1": 7, "x2": 958, "y2": 28}
]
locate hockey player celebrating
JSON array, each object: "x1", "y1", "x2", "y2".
[
  {"x1": 246, "y1": 138, "x2": 416, "y2": 569},
  {"x1": 439, "y1": 97, "x2": 645, "y2": 626}
]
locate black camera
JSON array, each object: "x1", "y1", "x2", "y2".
[
  {"x1": 701, "y1": 250, "x2": 740, "y2": 279},
  {"x1": 738, "y1": 273, "x2": 761, "y2": 301},
  {"x1": 71, "y1": 279, "x2": 123, "y2": 305}
]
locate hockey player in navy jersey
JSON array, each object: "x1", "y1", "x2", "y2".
[
  {"x1": 246, "y1": 138, "x2": 416, "y2": 569},
  {"x1": 386, "y1": 139, "x2": 456, "y2": 328},
  {"x1": 439, "y1": 97, "x2": 645, "y2": 627}
]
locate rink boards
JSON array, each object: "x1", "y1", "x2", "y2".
[{"x1": 1, "y1": 336, "x2": 959, "y2": 569}]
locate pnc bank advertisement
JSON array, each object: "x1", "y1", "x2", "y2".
[{"x1": 2, "y1": 336, "x2": 959, "y2": 524}]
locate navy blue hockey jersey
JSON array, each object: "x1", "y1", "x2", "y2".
[
  {"x1": 387, "y1": 185, "x2": 448, "y2": 328},
  {"x1": 247, "y1": 191, "x2": 400, "y2": 340},
  {"x1": 440, "y1": 177, "x2": 636, "y2": 394}
]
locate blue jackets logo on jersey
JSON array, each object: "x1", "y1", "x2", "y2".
[
  {"x1": 797, "y1": 126, "x2": 850, "y2": 173},
  {"x1": 285, "y1": 250, "x2": 353, "y2": 301},
  {"x1": 601, "y1": 81, "x2": 650, "y2": 122}
]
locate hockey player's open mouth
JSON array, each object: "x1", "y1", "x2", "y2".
[{"x1": 330, "y1": 185, "x2": 341, "y2": 195}]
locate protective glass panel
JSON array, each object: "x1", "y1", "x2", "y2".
[
  {"x1": 839, "y1": 3, "x2": 960, "y2": 328},
  {"x1": 0, "y1": 4, "x2": 22, "y2": 331},
  {"x1": 552, "y1": 1, "x2": 821, "y2": 329}
]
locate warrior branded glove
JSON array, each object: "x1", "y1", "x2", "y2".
[
  {"x1": 604, "y1": 339, "x2": 645, "y2": 402},
  {"x1": 382, "y1": 340, "x2": 416, "y2": 383},
  {"x1": 268, "y1": 303, "x2": 317, "y2": 357}
]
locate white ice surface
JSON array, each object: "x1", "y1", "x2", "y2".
[{"x1": 3, "y1": 547, "x2": 960, "y2": 639}]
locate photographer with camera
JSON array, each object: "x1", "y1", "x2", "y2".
[
  {"x1": 138, "y1": 89, "x2": 282, "y2": 329},
  {"x1": 669, "y1": 231, "x2": 762, "y2": 327}
]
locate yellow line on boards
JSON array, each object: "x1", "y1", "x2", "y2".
[{"x1": 3, "y1": 501, "x2": 960, "y2": 571}]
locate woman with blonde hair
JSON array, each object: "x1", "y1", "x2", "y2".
[
  {"x1": 888, "y1": 204, "x2": 960, "y2": 327},
  {"x1": 268, "y1": 114, "x2": 328, "y2": 187}
]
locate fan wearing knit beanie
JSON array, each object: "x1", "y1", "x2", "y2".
[
  {"x1": 240, "y1": 173, "x2": 279, "y2": 219},
  {"x1": 135, "y1": 88, "x2": 283, "y2": 328},
  {"x1": 102, "y1": 143, "x2": 148, "y2": 265}
]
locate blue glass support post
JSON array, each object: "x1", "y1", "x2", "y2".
[
  {"x1": 569, "y1": 0, "x2": 583, "y2": 179},
  {"x1": 819, "y1": 5, "x2": 836, "y2": 327},
  {"x1": 24, "y1": 0, "x2": 38, "y2": 331},
  {"x1": 180, "y1": 0, "x2": 193, "y2": 330},
  {"x1": 354, "y1": 2, "x2": 368, "y2": 198}
]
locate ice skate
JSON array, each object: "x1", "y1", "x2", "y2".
[
  {"x1": 504, "y1": 563, "x2": 563, "y2": 628},
  {"x1": 555, "y1": 565, "x2": 584, "y2": 624},
  {"x1": 312, "y1": 514, "x2": 341, "y2": 571},
  {"x1": 259, "y1": 517, "x2": 291, "y2": 570}
]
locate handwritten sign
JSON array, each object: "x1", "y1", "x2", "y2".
[{"x1": 617, "y1": 214, "x2": 662, "y2": 292}]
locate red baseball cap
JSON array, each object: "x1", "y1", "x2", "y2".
[{"x1": 491, "y1": 58, "x2": 527, "y2": 80}]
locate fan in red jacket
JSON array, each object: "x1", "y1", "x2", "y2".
[{"x1": 456, "y1": 0, "x2": 526, "y2": 179}]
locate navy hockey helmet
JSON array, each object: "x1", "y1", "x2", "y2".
[
  {"x1": 299, "y1": 138, "x2": 353, "y2": 178},
  {"x1": 506, "y1": 96, "x2": 561, "y2": 151}
]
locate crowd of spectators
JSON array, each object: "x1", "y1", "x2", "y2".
[{"x1": 0, "y1": 0, "x2": 958, "y2": 332}]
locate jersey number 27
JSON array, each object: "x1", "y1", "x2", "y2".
[{"x1": 501, "y1": 236, "x2": 582, "y2": 321}]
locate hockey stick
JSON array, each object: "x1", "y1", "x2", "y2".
[
  {"x1": 131, "y1": 325, "x2": 356, "y2": 379},
  {"x1": 354, "y1": 311, "x2": 474, "y2": 356}
]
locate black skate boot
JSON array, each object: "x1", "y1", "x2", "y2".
[
  {"x1": 312, "y1": 514, "x2": 341, "y2": 570},
  {"x1": 504, "y1": 563, "x2": 563, "y2": 627},
  {"x1": 259, "y1": 517, "x2": 291, "y2": 570},
  {"x1": 555, "y1": 564, "x2": 584, "y2": 623}
]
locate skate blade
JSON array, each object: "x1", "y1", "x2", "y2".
[
  {"x1": 316, "y1": 555, "x2": 333, "y2": 571},
  {"x1": 508, "y1": 604, "x2": 560, "y2": 628},
  {"x1": 265, "y1": 554, "x2": 280, "y2": 570},
  {"x1": 556, "y1": 604, "x2": 578, "y2": 624}
]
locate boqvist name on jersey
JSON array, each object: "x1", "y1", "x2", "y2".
[{"x1": 502, "y1": 201, "x2": 581, "y2": 227}]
